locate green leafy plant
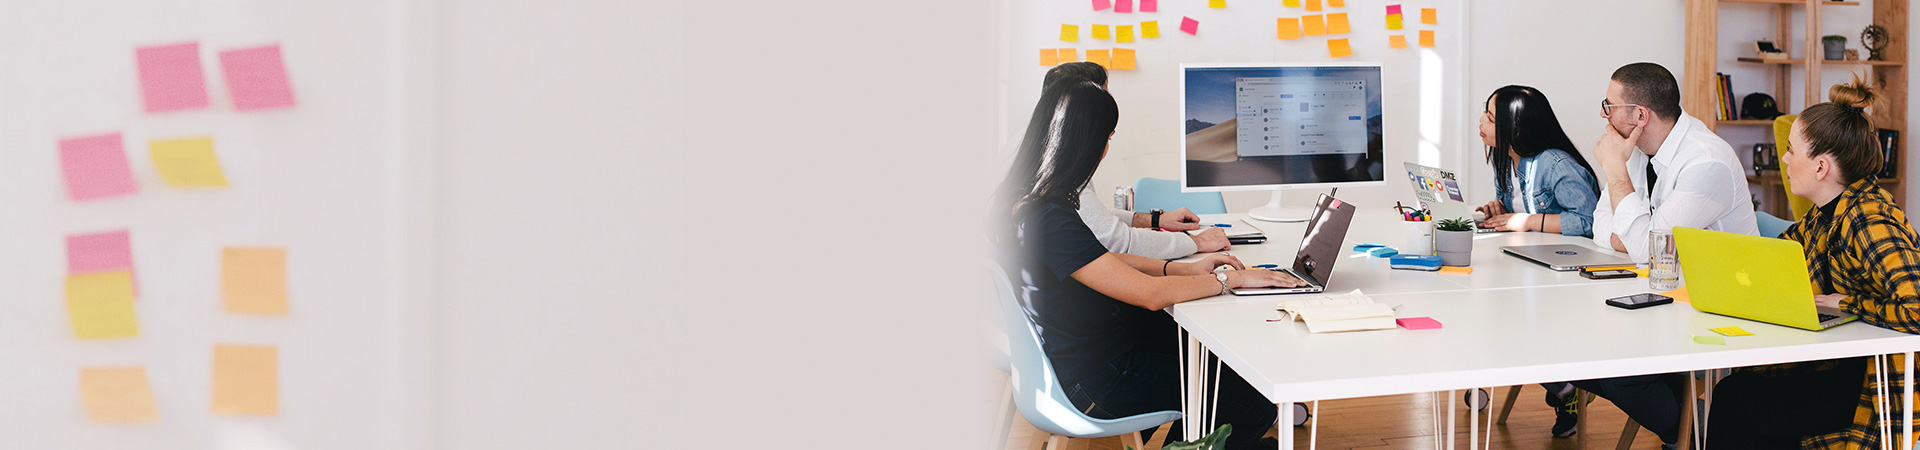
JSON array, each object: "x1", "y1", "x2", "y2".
[
  {"x1": 1128, "y1": 424, "x2": 1231, "y2": 450},
  {"x1": 1824, "y1": 34, "x2": 1849, "y2": 43},
  {"x1": 1435, "y1": 217, "x2": 1475, "y2": 232}
]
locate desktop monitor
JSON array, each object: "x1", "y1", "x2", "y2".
[{"x1": 1180, "y1": 63, "x2": 1386, "y2": 221}]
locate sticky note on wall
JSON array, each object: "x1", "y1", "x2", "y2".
[
  {"x1": 1140, "y1": 0, "x2": 1157, "y2": 12},
  {"x1": 150, "y1": 137, "x2": 229, "y2": 188},
  {"x1": 79, "y1": 367, "x2": 160, "y2": 423},
  {"x1": 1386, "y1": 4, "x2": 1402, "y2": 15},
  {"x1": 223, "y1": 247, "x2": 289, "y2": 315},
  {"x1": 1386, "y1": 14, "x2": 1404, "y2": 30},
  {"x1": 1302, "y1": 15, "x2": 1327, "y2": 36},
  {"x1": 1112, "y1": 48, "x2": 1137, "y2": 70},
  {"x1": 1305, "y1": 0, "x2": 1321, "y2": 11},
  {"x1": 1086, "y1": 49, "x2": 1112, "y2": 68},
  {"x1": 1328, "y1": 39, "x2": 1353, "y2": 58},
  {"x1": 1327, "y1": 13, "x2": 1350, "y2": 34},
  {"x1": 1180, "y1": 17, "x2": 1198, "y2": 35},
  {"x1": 1141, "y1": 21, "x2": 1160, "y2": 38},
  {"x1": 1390, "y1": 35, "x2": 1409, "y2": 48},
  {"x1": 1117, "y1": 25, "x2": 1134, "y2": 43},
  {"x1": 1277, "y1": 18, "x2": 1302, "y2": 40},
  {"x1": 59, "y1": 133, "x2": 138, "y2": 201},
  {"x1": 1092, "y1": 24, "x2": 1109, "y2": 40},
  {"x1": 135, "y1": 42, "x2": 210, "y2": 113},
  {"x1": 1116, "y1": 0, "x2": 1132, "y2": 13},
  {"x1": 212, "y1": 344, "x2": 279, "y2": 416},
  {"x1": 1209, "y1": 0, "x2": 1224, "y2": 8},
  {"x1": 1059, "y1": 48, "x2": 1079, "y2": 62},
  {"x1": 219, "y1": 44, "x2": 297, "y2": 111},
  {"x1": 67, "y1": 230, "x2": 137, "y2": 296},
  {"x1": 1420, "y1": 29, "x2": 1435, "y2": 47},
  {"x1": 1284, "y1": 0, "x2": 1300, "y2": 6},
  {"x1": 1422, "y1": 8, "x2": 1437, "y2": 24},
  {"x1": 1092, "y1": 0, "x2": 1111, "y2": 11},
  {"x1": 1061, "y1": 24, "x2": 1079, "y2": 42},
  {"x1": 67, "y1": 270, "x2": 139, "y2": 340},
  {"x1": 1329, "y1": 0, "x2": 1344, "y2": 6},
  {"x1": 1041, "y1": 49, "x2": 1059, "y2": 66}
]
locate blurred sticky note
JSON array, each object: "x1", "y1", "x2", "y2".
[
  {"x1": 1693, "y1": 335, "x2": 1726, "y2": 345},
  {"x1": 1112, "y1": 48, "x2": 1136, "y2": 70},
  {"x1": 1305, "y1": 0, "x2": 1321, "y2": 11},
  {"x1": 1711, "y1": 326, "x2": 1754, "y2": 337},
  {"x1": 1389, "y1": 35, "x2": 1409, "y2": 48},
  {"x1": 212, "y1": 344, "x2": 279, "y2": 416},
  {"x1": 1419, "y1": 29, "x2": 1435, "y2": 47},
  {"x1": 1117, "y1": 25, "x2": 1134, "y2": 43},
  {"x1": 1276, "y1": 18, "x2": 1302, "y2": 40},
  {"x1": 1397, "y1": 317, "x2": 1442, "y2": 330},
  {"x1": 1422, "y1": 8, "x2": 1437, "y2": 24},
  {"x1": 1386, "y1": 14, "x2": 1404, "y2": 30},
  {"x1": 1041, "y1": 49, "x2": 1059, "y2": 66},
  {"x1": 223, "y1": 247, "x2": 289, "y2": 315},
  {"x1": 79, "y1": 367, "x2": 159, "y2": 423},
  {"x1": 67, "y1": 270, "x2": 138, "y2": 340},
  {"x1": 1329, "y1": 0, "x2": 1344, "y2": 6},
  {"x1": 1209, "y1": 0, "x2": 1224, "y2": 8},
  {"x1": 59, "y1": 133, "x2": 138, "y2": 201},
  {"x1": 135, "y1": 42, "x2": 209, "y2": 113},
  {"x1": 1141, "y1": 21, "x2": 1160, "y2": 38},
  {"x1": 67, "y1": 230, "x2": 137, "y2": 296},
  {"x1": 1386, "y1": 4, "x2": 1402, "y2": 15},
  {"x1": 1180, "y1": 17, "x2": 1198, "y2": 34},
  {"x1": 150, "y1": 137, "x2": 229, "y2": 188},
  {"x1": 1437, "y1": 265, "x2": 1472, "y2": 274},
  {"x1": 1059, "y1": 48, "x2": 1079, "y2": 62},
  {"x1": 1061, "y1": 24, "x2": 1079, "y2": 42},
  {"x1": 1092, "y1": 24, "x2": 1110, "y2": 40},
  {"x1": 1141, "y1": 0, "x2": 1157, "y2": 12},
  {"x1": 1116, "y1": 0, "x2": 1132, "y2": 12},
  {"x1": 1327, "y1": 13, "x2": 1350, "y2": 34},
  {"x1": 1284, "y1": 0, "x2": 1300, "y2": 6},
  {"x1": 1630, "y1": 267, "x2": 1650, "y2": 277},
  {"x1": 1093, "y1": 0, "x2": 1111, "y2": 10},
  {"x1": 219, "y1": 44, "x2": 296, "y2": 111},
  {"x1": 1086, "y1": 49, "x2": 1111, "y2": 68},
  {"x1": 1302, "y1": 15, "x2": 1326, "y2": 36}
]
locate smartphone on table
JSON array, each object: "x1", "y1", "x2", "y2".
[{"x1": 1605, "y1": 293, "x2": 1674, "y2": 310}]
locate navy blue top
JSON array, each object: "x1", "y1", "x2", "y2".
[
  {"x1": 1011, "y1": 202, "x2": 1174, "y2": 383},
  {"x1": 1495, "y1": 148, "x2": 1600, "y2": 237}
]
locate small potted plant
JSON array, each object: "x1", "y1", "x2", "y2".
[
  {"x1": 1824, "y1": 34, "x2": 1849, "y2": 60},
  {"x1": 1434, "y1": 218, "x2": 1475, "y2": 267}
]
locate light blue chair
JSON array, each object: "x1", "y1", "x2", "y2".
[
  {"x1": 1132, "y1": 178, "x2": 1227, "y2": 215},
  {"x1": 1756, "y1": 211, "x2": 1794, "y2": 239},
  {"x1": 990, "y1": 259, "x2": 1182, "y2": 450}
]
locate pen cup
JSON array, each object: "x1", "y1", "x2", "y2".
[{"x1": 1402, "y1": 220, "x2": 1435, "y2": 256}]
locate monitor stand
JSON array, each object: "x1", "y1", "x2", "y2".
[{"x1": 1247, "y1": 189, "x2": 1310, "y2": 223}]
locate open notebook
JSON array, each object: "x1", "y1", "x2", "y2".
[{"x1": 1275, "y1": 290, "x2": 1397, "y2": 333}]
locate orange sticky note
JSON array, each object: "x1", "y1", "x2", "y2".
[
  {"x1": 1086, "y1": 49, "x2": 1111, "y2": 68},
  {"x1": 1092, "y1": 24, "x2": 1109, "y2": 40},
  {"x1": 1419, "y1": 29, "x2": 1435, "y2": 47},
  {"x1": 1421, "y1": 8, "x2": 1437, "y2": 24},
  {"x1": 1117, "y1": 25, "x2": 1134, "y2": 43},
  {"x1": 1059, "y1": 48, "x2": 1079, "y2": 63},
  {"x1": 1061, "y1": 24, "x2": 1079, "y2": 42},
  {"x1": 211, "y1": 344, "x2": 278, "y2": 416},
  {"x1": 1141, "y1": 21, "x2": 1160, "y2": 38},
  {"x1": 1041, "y1": 49, "x2": 1059, "y2": 66},
  {"x1": 1327, "y1": 13, "x2": 1350, "y2": 34},
  {"x1": 1437, "y1": 265, "x2": 1472, "y2": 274},
  {"x1": 1302, "y1": 15, "x2": 1327, "y2": 36},
  {"x1": 1209, "y1": 0, "x2": 1224, "y2": 7},
  {"x1": 1328, "y1": 0, "x2": 1344, "y2": 6},
  {"x1": 1662, "y1": 286, "x2": 1692, "y2": 303},
  {"x1": 1386, "y1": 14, "x2": 1404, "y2": 30},
  {"x1": 1389, "y1": 35, "x2": 1409, "y2": 48},
  {"x1": 1327, "y1": 38, "x2": 1353, "y2": 58},
  {"x1": 222, "y1": 247, "x2": 288, "y2": 315},
  {"x1": 1276, "y1": 18, "x2": 1302, "y2": 40},
  {"x1": 1305, "y1": 0, "x2": 1321, "y2": 11},
  {"x1": 1112, "y1": 48, "x2": 1137, "y2": 70},
  {"x1": 79, "y1": 367, "x2": 159, "y2": 423}
]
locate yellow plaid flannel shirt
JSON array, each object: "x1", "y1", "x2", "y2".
[{"x1": 1747, "y1": 178, "x2": 1920, "y2": 449}]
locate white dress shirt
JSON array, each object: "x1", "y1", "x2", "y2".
[
  {"x1": 1077, "y1": 185, "x2": 1198, "y2": 260},
  {"x1": 1592, "y1": 113, "x2": 1759, "y2": 262}
]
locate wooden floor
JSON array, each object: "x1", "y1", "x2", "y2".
[{"x1": 1000, "y1": 384, "x2": 1667, "y2": 450}]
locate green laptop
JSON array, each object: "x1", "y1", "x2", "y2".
[{"x1": 1673, "y1": 227, "x2": 1860, "y2": 331}]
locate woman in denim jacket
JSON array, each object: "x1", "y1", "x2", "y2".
[{"x1": 1473, "y1": 85, "x2": 1601, "y2": 237}]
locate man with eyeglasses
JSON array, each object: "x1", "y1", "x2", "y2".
[{"x1": 1568, "y1": 62, "x2": 1759, "y2": 450}]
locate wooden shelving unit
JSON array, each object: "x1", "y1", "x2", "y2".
[{"x1": 1684, "y1": 0, "x2": 1908, "y2": 218}]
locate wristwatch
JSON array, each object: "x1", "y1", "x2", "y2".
[
  {"x1": 1216, "y1": 271, "x2": 1231, "y2": 294},
  {"x1": 1150, "y1": 209, "x2": 1165, "y2": 228}
]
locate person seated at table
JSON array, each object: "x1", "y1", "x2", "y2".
[
  {"x1": 1472, "y1": 85, "x2": 1600, "y2": 237},
  {"x1": 1043, "y1": 62, "x2": 1230, "y2": 258},
  {"x1": 994, "y1": 79, "x2": 1306, "y2": 450},
  {"x1": 1705, "y1": 77, "x2": 1920, "y2": 450}
]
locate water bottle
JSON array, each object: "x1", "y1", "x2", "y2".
[
  {"x1": 1114, "y1": 186, "x2": 1133, "y2": 211},
  {"x1": 1648, "y1": 229, "x2": 1681, "y2": 290}
]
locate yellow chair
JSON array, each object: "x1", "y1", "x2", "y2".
[{"x1": 1773, "y1": 115, "x2": 1816, "y2": 218}]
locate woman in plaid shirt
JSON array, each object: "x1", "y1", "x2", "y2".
[{"x1": 1706, "y1": 77, "x2": 1920, "y2": 449}]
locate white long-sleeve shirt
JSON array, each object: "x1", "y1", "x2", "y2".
[
  {"x1": 1077, "y1": 185, "x2": 1198, "y2": 260},
  {"x1": 1592, "y1": 113, "x2": 1759, "y2": 262}
]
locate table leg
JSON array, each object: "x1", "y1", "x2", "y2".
[
  {"x1": 1448, "y1": 389, "x2": 1457, "y2": 450},
  {"x1": 1905, "y1": 351, "x2": 1913, "y2": 450},
  {"x1": 1276, "y1": 401, "x2": 1294, "y2": 450},
  {"x1": 1470, "y1": 388, "x2": 1479, "y2": 450}
]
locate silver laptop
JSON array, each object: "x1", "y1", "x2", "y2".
[
  {"x1": 1500, "y1": 244, "x2": 1633, "y2": 271},
  {"x1": 1403, "y1": 163, "x2": 1508, "y2": 233},
  {"x1": 1232, "y1": 194, "x2": 1356, "y2": 295}
]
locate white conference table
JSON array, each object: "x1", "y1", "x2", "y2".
[{"x1": 1171, "y1": 209, "x2": 1920, "y2": 449}]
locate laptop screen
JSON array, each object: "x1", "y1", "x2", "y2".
[{"x1": 1292, "y1": 194, "x2": 1357, "y2": 285}]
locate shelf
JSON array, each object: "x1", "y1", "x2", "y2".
[
  {"x1": 1748, "y1": 171, "x2": 1785, "y2": 185},
  {"x1": 1720, "y1": 0, "x2": 1858, "y2": 4},
  {"x1": 1718, "y1": 119, "x2": 1778, "y2": 126},
  {"x1": 1736, "y1": 57, "x2": 1905, "y2": 66}
]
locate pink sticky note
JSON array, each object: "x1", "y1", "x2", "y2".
[
  {"x1": 1116, "y1": 0, "x2": 1133, "y2": 12},
  {"x1": 58, "y1": 133, "x2": 138, "y2": 201},
  {"x1": 219, "y1": 45, "x2": 297, "y2": 111},
  {"x1": 1180, "y1": 17, "x2": 1199, "y2": 35},
  {"x1": 1093, "y1": 0, "x2": 1112, "y2": 10},
  {"x1": 1141, "y1": 0, "x2": 1157, "y2": 11},
  {"x1": 1386, "y1": 4, "x2": 1402, "y2": 15},
  {"x1": 1397, "y1": 317, "x2": 1442, "y2": 330},
  {"x1": 67, "y1": 230, "x2": 138, "y2": 296},
  {"x1": 134, "y1": 42, "x2": 210, "y2": 113}
]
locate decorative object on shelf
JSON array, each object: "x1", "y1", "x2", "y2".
[
  {"x1": 1879, "y1": 129, "x2": 1900, "y2": 179},
  {"x1": 1824, "y1": 35, "x2": 1849, "y2": 61},
  {"x1": 1752, "y1": 143, "x2": 1779, "y2": 173},
  {"x1": 1741, "y1": 93, "x2": 1781, "y2": 120},
  {"x1": 1756, "y1": 40, "x2": 1789, "y2": 60},
  {"x1": 1433, "y1": 218, "x2": 1474, "y2": 267},
  {"x1": 1845, "y1": 49, "x2": 1861, "y2": 61},
  {"x1": 1863, "y1": 24, "x2": 1890, "y2": 61}
]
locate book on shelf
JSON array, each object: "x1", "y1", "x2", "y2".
[
  {"x1": 1275, "y1": 290, "x2": 1397, "y2": 333},
  {"x1": 1880, "y1": 128, "x2": 1900, "y2": 179}
]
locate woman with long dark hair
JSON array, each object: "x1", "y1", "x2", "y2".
[
  {"x1": 1473, "y1": 85, "x2": 1601, "y2": 237},
  {"x1": 993, "y1": 80, "x2": 1300, "y2": 449}
]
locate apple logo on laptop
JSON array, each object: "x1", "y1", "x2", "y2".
[{"x1": 1735, "y1": 271, "x2": 1753, "y2": 286}]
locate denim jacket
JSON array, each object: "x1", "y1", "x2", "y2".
[{"x1": 1495, "y1": 148, "x2": 1599, "y2": 237}]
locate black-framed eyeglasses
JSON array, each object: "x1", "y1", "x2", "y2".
[{"x1": 1601, "y1": 99, "x2": 1641, "y2": 117}]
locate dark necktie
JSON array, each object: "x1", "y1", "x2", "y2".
[{"x1": 1645, "y1": 162, "x2": 1659, "y2": 192}]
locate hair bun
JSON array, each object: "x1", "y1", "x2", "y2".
[{"x1": 1829, "y1": 74, "x2": 1877, "y2": 110}]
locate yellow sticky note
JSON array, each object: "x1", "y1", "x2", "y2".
[
  {"x1": 1092, "y1": 24, "x2": 1109, "y2": 40},
  {"x1": 1419, "y1": 29, "x2": 1435, "y2": 47},
  {"x1": 150, "y1": 137, "x2": 229, "y2": 188},
  {"x1": 212, "y1": 344, "x2": 279, "y2": 416},
  {"x1": 1276, "y1": 18, "x2": 1302, "y2": 40},
  {"x1": 80, "y1": 367, "x2": 159, "y2": 423},
  {"x1": 1041, "y1": 49, "x2": 1059, "y2": 66},
  {"x1": 1141, "y1": 21, "x2": 1160, "y2": 38},
  {"x1": 67, "y1": 270, "x2": 139, "y2": 340},
  {"x1": 1284, "y1": 0, "x2": 1300, "y2": 6},
  {"x1": 1386, "y1": 14, "x2": 1404, "y2": 30},
  {"x1": 1327, "y1": 13, "x2": 1350, "y2": 34},
  {"x1": 1328, "y1": 0, "x2": 1344, "y2": 6},
  {"x1": 1086, "y1": 49, "x2": 1111, "y2": 68},
  {"x1": 1117, "y1": 25, "x2": 1134, "y2": 43},
  {"x1": 222, "y1": 247, "x2": 289, "y2": 315},
  {"x1": 1302, "y1": 15, "x2": 1327, "y2": 36},
  {"x1": 1421, "y1": 8, "x2": 1437, "y2": 24},
  {"x1": 1630, "y1": 267, "x2": 1650, "y2": 277},
  {"x1": 1059, "y1": 48, "x2": 1079, "y2": 63},
  {"x1": 1389, "y1": 35, "x2": 1408, "y2": 48},
  {"x1": 1437, "y1": 265, "x2": 1471, "y2": 274},
  {"x1": 1711, "y1": 326, "x2": 1755, "y2": 337},
  {"x1": 1061, "y1": 24, "x2": 1079, "y2": 42},
  {"x1": 1306, "y1": 0, "x2": 1321, "y2": 11},
  {"x1": 1209, "y1": 0, "x2": 1225, "y2": 8},
  {"x1": 1112, "y1": 48, "x2": 1136, "y2": 70}
]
